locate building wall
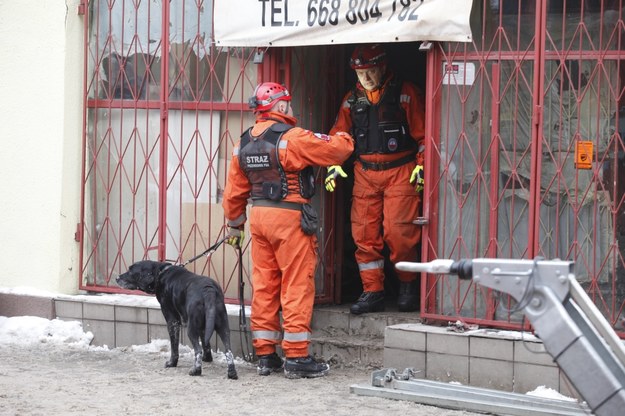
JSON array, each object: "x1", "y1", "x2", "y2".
[{"x1": 0, "y1": 0, "x2": 83, "y2": 294}]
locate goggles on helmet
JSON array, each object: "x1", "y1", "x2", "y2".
[{"x1": 248, "y1": 82, "x2": 291, "y2": 113}]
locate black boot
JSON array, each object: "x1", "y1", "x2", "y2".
[
  {"x1": 284, "y1": 355, "x2": 330, "y2": 379},
  {"x1": 350, "y1": 291, "x2": 385, "y2": 315},
  {"x1": 257, "y1": 352, "x2": 284, "y2": 376},
  {"x1": 397, "y1": 280, "x2": 419, "y2": 312}
]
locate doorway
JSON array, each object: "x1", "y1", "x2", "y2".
[{"x1": 324, "y1": 41, "x2": 428, "y2": 305}]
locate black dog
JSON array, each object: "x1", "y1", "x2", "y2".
[{"x1": 116, "y1": 260, "x2": 238, "y2": 379}]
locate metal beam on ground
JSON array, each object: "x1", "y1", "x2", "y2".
[{"x1": 351, "y1": 369, "x2": 590, "y2": 416}]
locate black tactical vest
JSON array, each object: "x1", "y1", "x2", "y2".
[
  {"x1": 348, "y1": 78, "x2": 417, "y2": 155},
  {"x1": 239, "y1": 123, "x2": 315, "y2": 200}
]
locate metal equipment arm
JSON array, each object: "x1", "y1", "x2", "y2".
[{"x1": 396, "y1": 258, "x2": 625, "y2": 416}]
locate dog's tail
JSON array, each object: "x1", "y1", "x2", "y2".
[{"x1": 202, "y1": 292, "x2": 218, "y2": 340}]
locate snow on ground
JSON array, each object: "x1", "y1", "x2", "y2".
[
  {"x1": 0, "y1": 314, "x2": 249, "y2": 367},
  {"x1": 0, "y1": 314, "x2": 487, "y2": 416},
  {"x1": 0, "y1": 285, "x2": 246, "y2": 365},
  {"x1": 0, "y1": 314, "x2": 573, "y2": 403},
  {"x1": 0, "y1": 315, "x2": 95, "y2": 348},
  {"x1": 527, "y1": 385, "x2": 579, "y2": 402}
]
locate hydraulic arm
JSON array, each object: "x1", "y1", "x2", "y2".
[{"x1": 396, "y1": 258, "x2": 625, "y2": 416}]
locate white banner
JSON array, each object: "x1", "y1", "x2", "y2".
[{"x1": 214, "y1": 0, "x2": 473, "y2": 47}]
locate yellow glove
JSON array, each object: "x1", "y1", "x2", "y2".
[
  {"x1": 225, "y1": 227, "x2": 245, "y2": 247},
  {"x1": 410, "y1": 165, "x2": 424, "y2": 193},
  {"x1": 325, "y1": 165, "x2": 347, "y2": 192}
]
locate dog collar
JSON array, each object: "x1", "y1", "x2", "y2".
[{"x1": 159, "y1": 264, "x2": 173, "y2": 275}]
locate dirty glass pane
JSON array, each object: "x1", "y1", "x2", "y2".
[
  {"x1": 83, "y1": 108, "x2": 161, "y2": 285},
  {"x1": 497, "y1": 60, "x2": 533, "y2": 260},
  {"x1": 484, "y1": 0, "x2": 536, "y2": 52},
  {"x1": 540, "y1": 56, "x2": 625, "y2": 325},
  {"x1": 166, "y1": 1, "x2": 257, "y2": 103},
  {"x1": 438, "y1": 60, "x2": 493, "y2": 259},
  {"x1": 546, "y1": 0, "x2": 623, "y2": 52},
  {"x1": 169, "y1": 0, "x2": 218, "y2": 101},
  {"x1": 88, "y1": 0, "x2": 163, "y2": 100},
  {"x1": 437, "y1": 59, "x2": 494, "y2": 318}
]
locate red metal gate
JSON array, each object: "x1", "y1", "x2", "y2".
[
  {"x1": 421, "y1": 0, "x2": 625, "y2": 333},
  {"x1": 80, "y1": 0, "x2": 252, "y2": 303},
  {"x1": 78, "y1": 1, "x2": 345, "y2": 304}
]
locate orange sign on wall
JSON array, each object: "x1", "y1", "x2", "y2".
[{"x1": 575, "y1": 141, "x2": 593, "y2": 170}]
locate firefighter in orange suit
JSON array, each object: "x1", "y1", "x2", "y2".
[
  {"x1": 326, "y1": 43, "x2": 426, "y2": 315},
  {"x1": 222, "y1": 82, "x2": 354, "y2": 378}
]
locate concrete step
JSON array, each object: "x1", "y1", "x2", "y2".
[
  {"x1": 310, "y1": 304, "x2": 422, "y2": 369},
  {"x1": 311, "y1": 304, "x2": 423, "y2": 338},
  {"x1": 311, "y1": 332, "x2": 384, "y2": 370}
]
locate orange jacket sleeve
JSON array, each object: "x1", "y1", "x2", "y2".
[
  {"x1": 401, "y1": 82, "x2": 426, "y2": 165},
  {"x1": 401, "y1": 82, "x2": 426, "y2": 148},
  {"x1": 279, "y1": 127, "x2": 354, "y2": 172},
  {"x1": 222, "y1": 142, "x2": 251, "y2": 228},
  {"x1": 329, "y1": 91, "x2": 353, "y2": 136}
]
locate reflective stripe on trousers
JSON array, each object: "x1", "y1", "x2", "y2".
[
  {"x1": 358, "y1": 259, "x2": 384, "y2": 272},
  {"x1": 252, "y1": 330, "x2": 282, "y2": 342},
  {"x1": 283, "y1": 331, "x2": 310, "y2": 342},
  {"x1": 357, "y1": 259, "x2": 385, "y2": 293}
]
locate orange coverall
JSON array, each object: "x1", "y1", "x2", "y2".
[
  {"x1": 329, "y1": 73, "x2": 426, "y2": 293},
  {"x1": 223, "y1": 112, "x2": 354, "y2": 358}
]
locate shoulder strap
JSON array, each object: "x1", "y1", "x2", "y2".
[
  {"x1": 384, "y1": 77, "x2": 402, "y2": 104},
  {"x1": 269, "y1": 123, "x2": 292, "y2": 134},
  {"x1": 240, "y1": 127, "x2": 253, "y2": 148}
]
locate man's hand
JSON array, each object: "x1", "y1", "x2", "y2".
[
  {"x1": 410, "y1": 165, "x2": 424, "y2": 193},
  {"x1": 225, "y1": 227, "x2": 245, "y2": 247},
  {"x1": 325, "y1": 165, "x2": 347, "y2": 192}
]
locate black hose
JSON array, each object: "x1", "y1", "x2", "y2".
[{"x1": 237, "y1": 245, "x2": 254, "y2": 362}]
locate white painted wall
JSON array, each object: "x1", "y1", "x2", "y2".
[{"x1": 0, "y1": 0, "x2": 84, "y2": 294}]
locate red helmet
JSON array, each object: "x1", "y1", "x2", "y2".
[
  {"x1": 349, "y1": 44, "x2": 387, "y2": 69},
  {"x1": 248, "y1": 82, "x2": 291, "y2": 113}
]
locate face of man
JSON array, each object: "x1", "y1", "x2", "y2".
[{"x1": 355, "y1": 65, "x2": 385, "y2": 91}]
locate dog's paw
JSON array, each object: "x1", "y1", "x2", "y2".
[{"x1": 189, "y1": 367, "x2": 202, "y2": 376}]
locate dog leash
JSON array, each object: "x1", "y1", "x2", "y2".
[
  {"x1": 179, "y1": 236, "x2": 228, "y2": 267},
  {"x1": 237, "y1": 245, "x2": 254, "y2": 362}
]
